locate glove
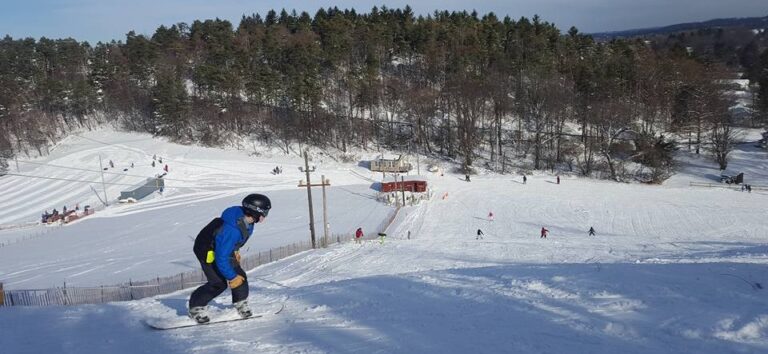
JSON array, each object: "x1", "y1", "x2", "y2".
[
  {"x1": 235, "y1": 251, "x2": 241, "y2": 264},
  {"x1": 228, "y1": 275, "x2": 245, "y2": 289}
]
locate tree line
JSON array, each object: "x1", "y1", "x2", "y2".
[{"x1": 1, "y1": 6, "x2": 767, "y2": 181}]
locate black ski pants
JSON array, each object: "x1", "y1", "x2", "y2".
[{"x1": 189, "y1": 254, "x2": 248, "y2": 308}]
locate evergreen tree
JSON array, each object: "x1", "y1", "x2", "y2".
[
  {"x1": 151, "y1": 68, "x2": 190, "y2": 140},
  {"x1": 755, "y1": 49, "x2": 768, "y2": 124}
]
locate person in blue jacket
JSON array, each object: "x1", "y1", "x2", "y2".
[{"x1": 188, "y1": 193, "x2": 271, "y2": 324}]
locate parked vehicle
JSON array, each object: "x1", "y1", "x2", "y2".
[{"x1": 720, "y1": 172, "x2": 744, "y2": 184}]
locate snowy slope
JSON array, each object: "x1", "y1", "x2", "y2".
[
  {"x1": 0, "y1": 129, "x2": 394, "y2": 289},
  {"x1": 0, "y1": 128, "x2": 383, "y2": 226},
  {"x1": 0, "y1": 128, "x2": 767, "y2": 353}
]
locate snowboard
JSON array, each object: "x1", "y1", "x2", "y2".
[{"x1": 144, "y1": 302, "x2": 284, "y2": 330}]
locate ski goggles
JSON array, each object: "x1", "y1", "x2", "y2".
[{"x1": 244, "y1": 205, "x2": 270, "y2": 218}]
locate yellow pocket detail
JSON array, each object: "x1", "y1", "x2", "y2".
[{"x1": 206, "y1": 250, "x2": 215, "y2": 263}]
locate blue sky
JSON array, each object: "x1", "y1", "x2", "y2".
[{"x1": 2, "y1": 0, "x2": 767, "y2": 43}]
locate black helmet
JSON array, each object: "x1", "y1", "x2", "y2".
[{"x1": 242, "y1": 193, "x2": 271, "y2": 218}]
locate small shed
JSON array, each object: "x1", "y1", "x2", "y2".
[
  {"x1": 381, "y1": 180, "x2": 427, "y2": 193},
  {"x1": 370, "y1": 155, "x2": 412, "y2": 173},
  {"x1": 119, "y1": 177, "x2": 164, "y2": 202}
]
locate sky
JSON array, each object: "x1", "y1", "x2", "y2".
[{"x1": 1, "y1": 0, "x2": 767, "y2": 44}]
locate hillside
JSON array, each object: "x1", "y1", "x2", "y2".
[
  {"x1": 591, "y1": 15, "x2": 768, "y2": 40},
  {"x1": 0, "y1": 129, "x2": 767, "y2": 353}
]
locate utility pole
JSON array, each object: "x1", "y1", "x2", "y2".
[
  {"x1": 298, "y1": 151, "x2": 330, "y2": 248},
  {"x1": 99, "y1": 155, "x2": 108, "y2": 206},
  {"x1": 401, "y1": 175, "x2": 406, "y2": 206},
  {"x1": 301, "y1": 151, "x2": 316, "y2": 248},
  {"x1": 321, "y1": 175, "x2": 330, "y2": 247}
]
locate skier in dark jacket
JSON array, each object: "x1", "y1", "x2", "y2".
[
  {"x1": 188, "y1": 193, "x2": 271, "y2": 324},
  {"x1": 588, "y1": 227, "x2": 596, "y2": 236},
  {"x1": 476, "y1": 229, "x2": 484, "y2": 240}
]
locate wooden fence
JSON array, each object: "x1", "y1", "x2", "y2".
[
  {"x1": 0, "y1": 241, "x2": 313, "y2": 306},
  {"x1": 689, "y1": 181, "x2": 767, "y2": 191},
  {"x1": 1, "y1": 207, "x2": 402, "y2": 307}
]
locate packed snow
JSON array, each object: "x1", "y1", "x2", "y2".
[{"x1": 0, "y1": 128, "x2": 767, "y2": 353}]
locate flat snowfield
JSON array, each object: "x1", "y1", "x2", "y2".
[{"x1": 0, "y1": 129, "x2": 767, "y2": 353}]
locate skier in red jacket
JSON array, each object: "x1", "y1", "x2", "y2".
[
  {"x1": 355, "y1": 227, "x2": 364, "y2": 244},
  {"x1": 540, "y1": 227, "x2": 549, "y2": 239}
]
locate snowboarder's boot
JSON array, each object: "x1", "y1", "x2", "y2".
[
  {"x1": 188, "y1": 306, "x2": 210, "y2": 324},
  {"x1": 234, "y1": 300, "x2": 252, "y2": 318}
]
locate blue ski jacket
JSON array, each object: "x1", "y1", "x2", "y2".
[{"x1": 214, "y1": 206, "x2": 254, "y2": 280}]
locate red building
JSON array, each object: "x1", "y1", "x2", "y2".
[{"x1": 381, "y1": 180, "x2": 427, "y2": 193}]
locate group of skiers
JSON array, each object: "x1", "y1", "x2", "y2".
[
  {"x1": 41, "y1": 204, "x2": 89, "y2": 223},
  {"x1": 516, "y1": 174, "x2": 562, "y2": 184},
  {"x1": 741, "y1": 184, "x2": 753, "y2": 193},
  {"x1": 150, "y1": 155, "x2": 169, "y2": 172},
  {"x1": 474, "y1": 226, "x2": 596, "y2": 240},
  {"x1": 104, "y1": 156, "x2": 168, "y2": 173},
  {"x1": 466, "y1": 173, "x2": 564, "y2": 185},
  {"x1": 478, "y1": 209, "x2": 595, "y2": 239},
  {"x1": 540, "y1": 226, "x2": 595, "y2": 238},
  {"x1": 271, "y1": 166, "x2": 283, "y2": 175}
]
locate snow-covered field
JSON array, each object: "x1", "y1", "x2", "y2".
[
  {"x1": 0, "y1": 129, "x2": 395, "y2": 289},
  {"x1": 1, "y1": 128, "x2": 767, "y2": 353}
]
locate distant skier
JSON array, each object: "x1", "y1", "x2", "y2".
[
  {"x1": 152, "y1": 160, "x2": 156, "y2": 167},
  {"x1": 109, "y1": 160, "x2": 114, "y2": 168},
  {"x1": 556, "y1": 175, "x2": 560, "y2": 184},
  {"x1": 523, "y1": 175, "x2": 527, "y2": 184},
  {"x1": 476, "y1": 229, "x2": 484, "y2": 240},
  {"x1": 540, "y1": 227, "x2": 549, "y2": 239},
  {"x1": 465, "y1": 174, "x2": 471, "y2": 182},
  {"x1": 588, "y1": 227, "x2": 596, "y2": 236},
  {"x1": 355, "y1": 227, "x2": 364, "y2": 244},
  {"x1": 164, "y1": 164, "x2": 169, "y2": 172},
  {"x1": 188, "y1": 193, "x2": 271, "y2": 324},
  {"x1": 488, "y1": 211, "x2": 494, "y2": 222}
]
